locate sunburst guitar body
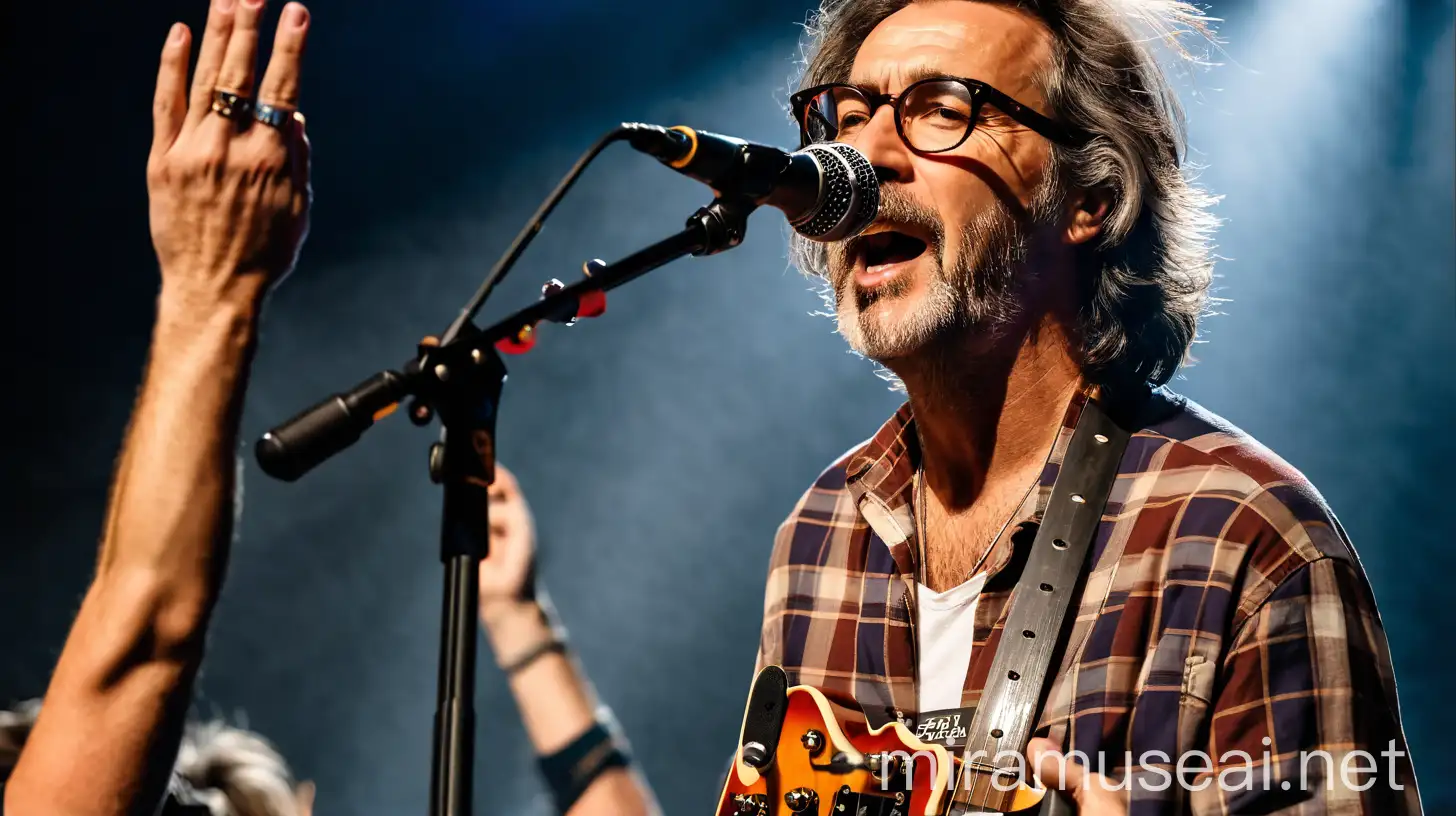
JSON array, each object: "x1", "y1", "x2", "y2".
[{"x1": 715, "y1": 679, "x2": 1049, "y2": 816}]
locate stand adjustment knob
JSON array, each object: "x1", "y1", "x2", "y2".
[{"x1": 428, "y1": 442, "x2": 445, "y2": 483}]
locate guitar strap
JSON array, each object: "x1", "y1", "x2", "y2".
[{"x1": 954, "y1": 386, "x2": 1144, "y2": 813}]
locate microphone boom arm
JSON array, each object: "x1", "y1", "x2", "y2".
[{"x1": 254, "y1": 193, "x2": 759, "y2": 482}]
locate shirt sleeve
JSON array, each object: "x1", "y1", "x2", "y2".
[
  {"x1": 1190, "y1": 556, "x2": 1422, "y2": 815},
  {"x1": 754, "y1": 516, "x2": 795, "y2": 675}
]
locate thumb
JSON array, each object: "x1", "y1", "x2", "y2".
[{"x1": 1028, "y1": 737, "x2": 1086, "y2": 796}]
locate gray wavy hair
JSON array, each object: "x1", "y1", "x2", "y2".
[
  {"x1": 171, "y1": 720, "x2": 307, "y2": 816},
  {"x1": 0, "y1": 699, "x2": 41, "y2": 771},
  {"x1": 1, "y1": 701, "x2": 306, "y2": 816},
  {"x1": 790, "y1": 0, "x2": 1221, "y2": 385}
]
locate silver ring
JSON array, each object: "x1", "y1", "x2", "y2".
[
  {"x1": 253, "y1": 102, "x2": 303, "y2": 132},
  {"x1": 210, "y1": 88, "x2": 252, "y2": 121}
]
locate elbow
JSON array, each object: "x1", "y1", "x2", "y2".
[
  {"x1": 83, "y1": 569, "x2": 219, "y2": 668},
  {"x1": 148, "y1": 592, "x2": 216, "y2": 662}
]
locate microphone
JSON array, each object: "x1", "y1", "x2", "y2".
[{"x1": 623, "y1": 123, "x2": 879, "y2": 243}]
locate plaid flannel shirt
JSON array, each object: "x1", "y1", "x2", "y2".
[{"x1": 755, "y1": 386, "x2": 1421, "y2": 815}]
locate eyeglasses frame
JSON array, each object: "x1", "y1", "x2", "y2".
[{"x1": 789, "y1": 75, "x2": 1093, "y2": 153}]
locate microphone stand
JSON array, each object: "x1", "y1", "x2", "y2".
[
  {"x1": 255, "y1": 195, "x2": 759, "y2": 816},
  {"x1": 427, "y1": 338, "x2": 502, "y2": 816}
]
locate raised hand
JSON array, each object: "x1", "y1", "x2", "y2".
[
  {"x1": 147, "y1": 0, "x2": 312, "y2": 306},
  {"x1": 479, "y1": 463, "x2": 539, "y2": 616},
  {"x1": 3, "y1": 7, "x2": 316, "y2": 814}
]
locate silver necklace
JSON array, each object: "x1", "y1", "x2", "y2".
[{"x1": 914, "y1": 465, "x2": 1020, "y2": 587}]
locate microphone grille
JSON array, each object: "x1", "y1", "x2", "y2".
[{"x1": 793, "y1": 142, "x2": 880, "y2": 243}]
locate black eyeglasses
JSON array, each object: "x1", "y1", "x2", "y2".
[{"x1": 790, "y1": 76, "x2": 1092, "y2": 153}]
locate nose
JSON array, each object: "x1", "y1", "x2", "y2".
[{"x1": 855, "y1": 105, "x2": 913, "y2": 184}]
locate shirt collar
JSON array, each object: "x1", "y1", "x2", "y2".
[{"x1": 843, "y1": 386, "x2": 1096, "y2": 579}]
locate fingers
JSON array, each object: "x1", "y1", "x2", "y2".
[
  {"x1": 295, "y1": 781, "x2": 316, "y2": 816},
  {"x1": 289, "y1": 115, "x2": 311, "y2": 199},
  {"x1": 151, "y1": 24, "x2": 191, "y2": 155},
  {"x1": 488, "y1": 466, "x2": 519, "y2": 504},
  {"x1": 492, "y1": 463, "x2": 519, "y2": 492},
  {"x1": 256, "y1": 3, "x2": 310, "y2": 109},
  {"x1": 1028, "y1": 738, "x2": 1086, "y2": 796},
  {"x1": 185, "y1": 0, "x2": 238, "y2": 129},
  {"x1": 213, "y1": 0, "x2": 269, "y2": 100}
]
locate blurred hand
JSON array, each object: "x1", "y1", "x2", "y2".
[
  {"x1": 147, "y1": 0, "x2": 312, "y2": 306},
  {"x1": 479, "y1": 463, "x2": 537, "y2": 617},
  {"x1": 1028, "y1": 738, "x2": 1127, "y2": 816}
]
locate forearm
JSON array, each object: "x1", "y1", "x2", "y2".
[
  {"x1": 483, "y1": 599, "x2": 659, "y2": 815},
  {"x1": 484, "y1": 599, "x2": 600, "y2": 753},
  {"x1": 92, "y1": 283, "x2": 261, "y2": 645},
  {"x1": 8, "y1": 282, "x2": 263, "y2": 815}
]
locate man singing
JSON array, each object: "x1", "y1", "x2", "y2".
[{"x1": 753, "y1": 0, "x2": 1422, "y2": 813}]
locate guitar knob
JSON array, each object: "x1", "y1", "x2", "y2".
[
  {"x1": 729, "y1": 793, "x2": 767, "y2": 815},
  {"x1": 800, "y1": 729, "x2": 825, "y2": 756},
  {"x1": 741, "y1": 740, "x2": 771, "y2": 768},
  {"x1": 785, "y1": 788, "x2": 818, "y2": 812}
]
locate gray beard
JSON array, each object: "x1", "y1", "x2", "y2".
[{"x1": 826, "y1": 186, "x2": 1035, "y2": 363}]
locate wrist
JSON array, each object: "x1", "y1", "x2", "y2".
[
  {"x1": 155, "y1": 280, "x2": 262, "y2": 349},
  {"x1": 157, "y1": 270, "x2": 268, "y2": 325},
  {"x1": 481, "y1": 598, "x2": 556, "y2": 658},
  {"x1": 480, "y1": 596, "x2": 539, "y2": 629}
]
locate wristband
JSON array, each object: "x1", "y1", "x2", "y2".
[
  {"x1": 500, "y1": 638, "x2": 567, "y2": 676},
  {"x1": 538, "y1": 717, "x2": 632, "y2": 814}
]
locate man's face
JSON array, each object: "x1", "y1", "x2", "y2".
[{"x1": 826, "y1": 2, "x2": 1064, "y2": 362}]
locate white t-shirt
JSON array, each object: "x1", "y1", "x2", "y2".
[{"x1": 916, "y1": 572, "x2": 988, "y2": 718}]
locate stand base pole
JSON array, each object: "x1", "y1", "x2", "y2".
[{"x1": 431, "y1": 552, "x2": 479, "y2": 816}]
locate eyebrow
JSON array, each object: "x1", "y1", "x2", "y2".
[{"x1": 848, "y1": 64, "x2": 954, "y2": 94}]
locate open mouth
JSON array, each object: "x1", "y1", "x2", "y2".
[{"x1": 859, "y1": 230, "x2": 929, "y2": 270}]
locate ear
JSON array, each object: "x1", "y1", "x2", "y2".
[
  {"x1": 1063, "y1": 186, "x2": 1112, "y2": 246},
  {"x1": 295, "y1": 780, "x2": 316, "y2": 816}
]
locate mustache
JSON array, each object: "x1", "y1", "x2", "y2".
[{"x1": 836, "y1": 185, "x2": 945, "y2": 266}]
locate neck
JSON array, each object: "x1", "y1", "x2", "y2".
[{"x1": 891, "y1": 313, "x2": 1084, "y2": 512}]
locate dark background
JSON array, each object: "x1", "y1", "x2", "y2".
[{"x1": 3, "y1": 0, "x2": 1452, "y2": 813}]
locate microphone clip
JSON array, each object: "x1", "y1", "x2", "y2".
[{"x1": 685, "y1": 195, "x2": 758, "y2": 257}]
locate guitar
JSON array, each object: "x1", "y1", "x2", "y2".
[{"x1": 715, "y1": 671, "x2": 1056, "y2": 816}]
